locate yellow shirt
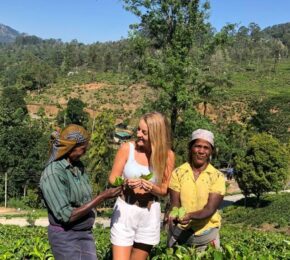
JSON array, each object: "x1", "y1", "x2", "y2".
[{"x1": 169, "y1": 162, "x2": 225, "y2": 235}]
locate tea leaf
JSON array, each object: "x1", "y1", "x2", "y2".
[
  {"x1": 112, "y1": 176, "x2": 124, "y2": 186},
  {"x1": 140, "y1": 172, "x2": 153, "y2": 180}
]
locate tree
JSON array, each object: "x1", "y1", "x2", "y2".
[
  {"x1": 0, "y1": 86, "x2": 47, "y2": 202},
  {"x1": 251, "y1": 96, "x2": 290, "y2": 143},
  {"x1": 61, "y1": 40, "x2": 85, "y2": 73},
  {"x1": 56, "y1": 98, "x2": 89, "y2": 128},
  {"x1": 234, "y1": 133, "x2": 289, "y2": 206},
  {"x1": 123, "y1": 0, "x2": 234, "y2": 151},
  {"x1": 123, "y1": 0, "x2": 211, "y2": 135},
  {"x1": 87, "y1": 111, "x2": 116, "y2": 194},
  {"x1": 0, "y1": 86, "x2": 28, "y2": 127},
  {"x1": 17, "y1": 52, "x2": 56, "y2": 92}
]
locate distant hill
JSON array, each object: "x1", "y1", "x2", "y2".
[
  {"x1": 0, "y1": 23, "x2": 21, "y2": 43},
  {"x1": 263, "y1": 22, "x2": 290, "y2": 48}
]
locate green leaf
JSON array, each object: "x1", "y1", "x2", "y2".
[
  {"x1": 140, "y1": 172, "x2": 153, "y2": 180},
  {"x1": 169, "y1": 207, "x2": 186, "y2": 219},
  {"x1": 169, "y1": 207, "x2": 179, "y2": 218},
  {"x1": 112, "y1": 176, "x2": 124, "y2": 186},
  {"x1": 178, "y1": 207, "x2": 186, "y2": 219}
]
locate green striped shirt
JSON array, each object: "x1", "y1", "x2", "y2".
[{"x1": 40, "y1": 158, "x2": 92, "y2": 223}]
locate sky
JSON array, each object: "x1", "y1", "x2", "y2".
[{"x1": 0, "y1": 0, "x2": 289, "y2": 44}]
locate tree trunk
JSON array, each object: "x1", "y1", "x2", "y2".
[
  {"x1": 4, "y1": 172, "x2": 7, "y2": 208},
  {"x1": 203, "y1": 101, "x2": 207, "y2": 116},
  {"x1": 23, "y1": 183, "x2": 28, "y2": 197}
]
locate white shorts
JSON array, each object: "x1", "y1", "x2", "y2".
[{"x1": 110, "y1": 197, "x2": 161, "y2": 246}]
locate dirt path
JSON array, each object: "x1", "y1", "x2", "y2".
[
  {"x1": 1, "y1": 191, "x2": 289, "y2": 227},
  {"x1": 0, "y1": 216, "x2": 110, "y2": 228}
]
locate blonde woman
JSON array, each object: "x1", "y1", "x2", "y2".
[{"x1": 109, "y1": 112, "x2": 175, "y2": 260}]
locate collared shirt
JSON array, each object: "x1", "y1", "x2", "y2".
[
  {"x1": 40, "y1": 158, "x2": 92, "y2": 223},
  {"x1": 169, "y1": 162, "x2": 225, "y2": 235}
]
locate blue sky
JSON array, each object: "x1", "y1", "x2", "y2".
[{"x1": 0, "y1": 0, "x2": 289, "y2": 44}]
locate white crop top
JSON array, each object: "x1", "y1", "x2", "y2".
[{"x1": 123, "y1": 142, "x2": 157, "y2": 183}]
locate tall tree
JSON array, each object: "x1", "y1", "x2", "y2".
[
  {"x1": 123, "y1": 0, "x2": 211, "y2": 135},
  {"x1": 251, "y1": 96, "x2": 290, "y2": 143},
  {"x1": 123, "y1": 0, "x2": 233, "y2": 144},
  {"x1": 56, "y1": 98, "x2": 89, "y2": 128},
  {"x1": 87, "y1": 111, "x2": 116, "y2": 194},
  {"x1": 0, "y1": 87, "x2": 46, "y2": 201},
  {"x1": 234, "y1": 133, "x2": 289, "y2": 206}
]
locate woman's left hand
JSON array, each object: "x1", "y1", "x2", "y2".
[{"x1": 141, "y1": 179, "x2": 154, "y2": 192}]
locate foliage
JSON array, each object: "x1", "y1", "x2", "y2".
[
  {"x1": 87, "y1": 111, "x2": 116, "y2": 195},
  {"x1": 0, "y1": 225, "x2": 53, "y2": 259},
  {"x1": 251, "y1": 95, "x2": 290, "y2": 142},
  {"x1": 123, "y1": 0, "x2": 215, "y2": 135},
  {"x1": 22, "y1": 189, "x2": 42, "y2": 209},
  {"x1": 1, "y1": 2, "x2": 290, "y2": 222},
  {"x1": 217, "y1": 122, "x2": 252, "y2": 168},
  {"x1": 227, "y1": 23, "x2": 288, "y2": 69},
  {"x1": 56, "y1": 97, "x2": 89, "y2": 128},
  {"x1": 234, "y1": 133, "x2": 289, "y2": 204},
  {"x1": 6, "y1": 197, "x2": 27, "y2": 210},
  {"x1": 26, "y1": 211, "x2": 40, "y2": 227},
  {"x1": 0, "y1": 86, "x2": 48, "y2": 201},
  {"x1": 140, "y1": 172, "x2": 153, "y2": 181},
  {"x1": 220, "y1": 225, "x2": 290, "y2": 259},
  {"x1": 0, "y1": 86, "x2": 28, "y2": 126},
  {"x1": 0, "y1": 223, "x2": 289, "y2": 259},
  {"x1": 112, "y1": 176, "x2": 125, "y2": 187},
  {"x1": 223, "y1": 193, "x2": 290, "y2": 228},
  {"x1": 263, "y1": 22, "x2": 290, "y2": 50},
  {"x1": 169, "y1": 207, "x2": 186, "y2": 219}
]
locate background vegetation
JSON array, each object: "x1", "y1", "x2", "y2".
[{"x1": 0, "y1": 1, "x2": 289, "y2": 258}]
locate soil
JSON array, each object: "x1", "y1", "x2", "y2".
[
  {"x1": 226, "y1": 179, "x2": 241, "y2": 194},
  {"x1": 27, "y1": 104, "x2": 59, "y2": 118},
  {"x1": 0, "y1": 207, "x2": 26, "y2": 215},
  {"x1": 0, "y1": 207, "x2": 110, "y2": 227}
]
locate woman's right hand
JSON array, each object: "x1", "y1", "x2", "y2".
[
  {"x1": 102, "y1": 186, "x2": 123, "y2": 199},
  {"x1": 126, "y1": 178, "x2": 142, "y2": 189}
]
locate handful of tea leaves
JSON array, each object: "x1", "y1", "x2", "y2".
[
  {"x1": 169, "y1": 206, "x2": 186, "y2": 219},
  {"x1": 140, "y1": 172, "x2": 153, "y2": 181},
  {"x1": 112, "y1": 176, "x2": 124, "y2": 186}
]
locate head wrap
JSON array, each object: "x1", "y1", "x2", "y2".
[
  {"x1": 47, "y1": 124, "x2": 90, "y2": 165},
  {"x1": 189, "y1": 129, "x2": 214, "y2": 147}
]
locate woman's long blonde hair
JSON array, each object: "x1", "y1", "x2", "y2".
[{"x1": 141, "y1": 112, "x2": 171, "y2": 184}]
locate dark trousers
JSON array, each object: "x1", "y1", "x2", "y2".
[
  {"x1": 167, "y1": 225, "x2": 220, "y2": 251},
  {"x1": 48, "y1": 225, "x2": 97, "y2": 260}
]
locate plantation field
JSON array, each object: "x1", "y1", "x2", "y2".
[
  {"x1": 23, "y1": 58, "x2": 290, "y2": 125},
  {"x1": 1, "y1": 194, "x2": 290, "y2": 259},
  {"x1": 225, "y1": 59, "x2": 290, "y2": 100},
  {"x1": 0, "y1": 223, "x2": 289, "y2": 259},
  {"x1": 25, "y1": 72, "x2": 157, "y2": 122},
  {"x1": 223, "y1": 193, "x2": 290, "y2": 232}
]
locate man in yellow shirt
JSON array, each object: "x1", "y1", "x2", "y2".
[{"x1": 168, "y1": 129, "x2": 225, "y2": 250}]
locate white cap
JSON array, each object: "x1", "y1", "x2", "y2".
[{"x1": 190, "y1": 129, "x2": 214, "y2": 147}]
